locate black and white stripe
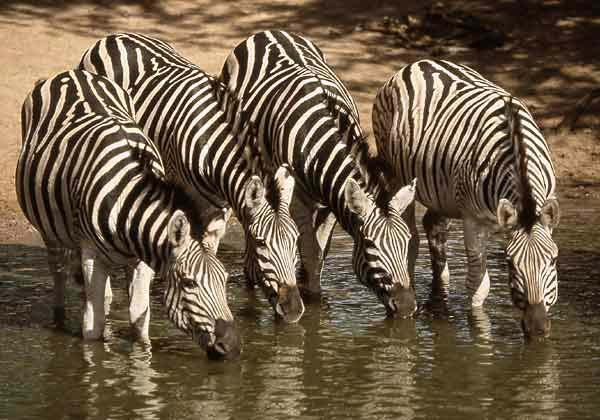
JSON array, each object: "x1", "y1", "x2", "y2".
[
  {"x1": 79, "y1": 33, "x2": 303, "y2": 322},
  {"x1": 16, "y1": 70, "x2": 240, "y2": 356},
  {"x1": 373, "y1": 59, "x2": 559, "y2": 335},
  {"x1": 220, "y1": 30, "x2": 418, "y2": 317}
]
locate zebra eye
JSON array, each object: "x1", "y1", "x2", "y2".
[
  {"x1": 550, "y1": 256, "x2": 558, "y2": 266},
  {"x1": 255, "y1": 237, "x2": 266, "y2": 247},
  {"x1": 364, "y1": 236, "x2": 377, "y2": 248},
  {"x1": 180, "y1": 276, "x2": 196, "y2": 289}
]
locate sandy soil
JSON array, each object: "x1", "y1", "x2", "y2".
[{"x1": 1, "y1": 0, "x2": 599, "y2": 243}]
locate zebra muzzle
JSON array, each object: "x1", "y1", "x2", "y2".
[
  {"x1": 207, "y1": 319, "x2": 241, "y2": 359},
  {"x1": 386, "y1": 285, "x2": 417, "y2": 319},
  {"x1": 271, "y1": 285, "x2": 305, "y2": 323},
  {"x1": 521, "y1": 302, "x2": 551, "y2": 338}
]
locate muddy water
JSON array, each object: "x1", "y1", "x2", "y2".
[{"x1": 1, "y1": 200, "x2": 599, "y2": 420}]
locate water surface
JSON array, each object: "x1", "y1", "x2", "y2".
[{"x1": 1, "y1": 200, "x2": 599, "y2": 419}]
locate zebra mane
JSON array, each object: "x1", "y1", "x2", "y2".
[
  {"x1": 505, "y1": 96, "x2": 536, "y2": 230},
  {"x1": 208, "y1": 74, "x2": 265, "y2": 173},
  {"x1": 316, "y1": 78, "x2": 396, "y2": 206},
  {"x1": 209, "y1": 75, "x2": 282, "y2": 205}
]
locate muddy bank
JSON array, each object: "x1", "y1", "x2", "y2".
[{"x1": 1, "y1": 0, "x2": 599, "y2": 242}]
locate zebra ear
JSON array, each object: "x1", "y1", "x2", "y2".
[
  {"x1": 274, "y1": 165, "x2": 295, "y2": 210},
  {"x1": 202, "y1": 208, "x2": 232, "y2": 253},
  {"x1": 244, "y1": 176, "x2": 265, "y2": 220},
  {"x1": 168, "y1": 210, "x2": 191, "y2": 257},
  {"x1": 540, "y1": 198, "x2": 560, "y2": 228},
  {"x1": 497, "y1": 199, "x2": 518, "y2": 229},
  {"x1": 344, "y1": 178, "x2": 372, "y2": 218},
  {"x1": 389, "y1": 178, "x2": 417, "y2": 215}
]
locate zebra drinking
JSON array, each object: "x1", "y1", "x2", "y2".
[
  {"x1": 78, "y1": 33, "x2": 304, "y2": 323},
  {"x1": 372, "y1": 59, "x2": 560, "y2": 337},
  {"x1": 219, "y1": 30, "x2": 418, "y2": 317},
  {"x1": 16, "y1": 70, "x2": 241, "y2": 357}
]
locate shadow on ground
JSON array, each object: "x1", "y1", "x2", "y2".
[{"x1": 1, "y1": 0, "x2": 599, "y2": 118}]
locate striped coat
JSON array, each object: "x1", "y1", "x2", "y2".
[
  {"x1": 79, "y1": 33, "x2": 304, "y2": 323},
  {"x1": 16, "y1": 70, "x2": 240, "y2": 356},
  {"x1": 373, "y1": 59, "x2": 560, "y2": 336},
  {"x1": 220, "y1": 31, "x2": 419, "y2": 317}
]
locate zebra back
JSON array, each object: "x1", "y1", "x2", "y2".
[{"x1": 373, "y1": 59, "x2": 556, "y2": 221}]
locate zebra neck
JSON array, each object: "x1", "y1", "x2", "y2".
[
  {"x1": 134, "y1": 70, "x2": 217, "y2": 153},
  {"x1": 128, "y1": 67, "x2": 255, "y2": 221},
  {"x1": 472, "y1": 158, "x2": 553, "y2": 223},
  {"x1": 205, "y1": 137, "x2": 254, "y2": 223},
  {"x1": 116, "y1": 179, "x2": 175, "y2": 274},
  {"x1": 298, "y1": 142, "x2": 364, "y2": 236}
]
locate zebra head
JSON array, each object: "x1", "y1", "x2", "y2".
[
  {"x1": 243, "y1": 165, "x2": 304, "y2": 323},
  {"x1": 498, "y1": 198, "x2": 560, "y2": 338},
  {"x1": 164, "y1": 210, "x2": 241, "y2": 358},
  {"x1": 345, "y1": 178, "x2": 417, "y2": 318}
]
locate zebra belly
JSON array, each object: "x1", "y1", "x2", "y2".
[{"x1": 391, "y1": 162, "x2": 463, "y2": 219}]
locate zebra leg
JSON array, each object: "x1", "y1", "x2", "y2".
[
  {"x1": 463, "y1": 218, "x2": 490, "y2": 307},
  {"x1": 403, "y1": 201, "x2": 419, "y2": 282},
  {"x1": 127, "y1": 261, "x2": 153, "y2": 343},
  {"x1": 291, "y1": 190, "x2": 336, "y2": 296},
  {"x1": 422, "y1": 209, "x2": 451, "y2": 295},
  {"x1": 80, "y1": 247, "x2": 109, "y2": 340},
  {"x1": 47, "y1": 246, "x2": 68, "y2": 327},
  {"x1": 64, "y1": 248, "x2": 113, "y2": 315}
]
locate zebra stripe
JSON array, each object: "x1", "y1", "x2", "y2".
[
  {"x1": 373, "y1": 59, "x2": 559, "y2": 334},
  {"x1": 16, "y1": 70, "x2": 239, "y2": 354},
  {"x1": 220, "y1": 30, "x2": 418, "y2": 317},
  {"x1": 79, "y1": 33, "x2": 304, "y2": 322}
]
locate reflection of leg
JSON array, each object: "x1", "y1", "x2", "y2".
[
  {"x1": 47, "y1": 246, "x2": 67, "y2": 326},
  {"x1": 422, "y1": 209, "x2": 451, "y2": 296},
  {"x1": 469, "y1": 305, "x2": 492, "y2": 341},
  {"x1": 403, "y1": 202, "x2": 419, "y2": 282},
  {"x1": 81, "y1": 247, "x2": 109, "y2": 340},
  {"x1": 463, "y1": 218, "x2": 490, "y2": 307},
  {"x1": 104, "y1": 277, "x2": 113, "y2": 315},
  {"x1": 243, "y1": 239, "x2": 259, "y2": 289},
  {"x1": 291, "y1": 190, "x2": 336, "y2": 295},
  {"x1": 128, "y1": 261, "x2": 153, "y2": 343}
]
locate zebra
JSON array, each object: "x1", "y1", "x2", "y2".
[
  {"x1": 372, "y1": 59, "x2": 560, "y2": 337},
  {"x1": 219, "y1": 30, "x2": 418, "y2": 317},
  {"x1": 78, "y1": 33, "x2": 304, "y2": 323},
  {"x1": 16, "y1": 69, "x2": 241, "y2": 357}
]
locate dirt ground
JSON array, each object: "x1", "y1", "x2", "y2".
[{"x1": 1, "y1": 0, "x2": 599, "y2": 243}]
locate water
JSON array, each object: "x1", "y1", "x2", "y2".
[{"x1": 1, "y1": 200, "x2": 599, "y2": 420}]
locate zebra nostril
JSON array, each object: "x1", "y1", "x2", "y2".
[
  {"x1": 207, "y1": 319, "x2": 241, "y2": 359},
  {"x1": 522, "y1": 303, "x2": 550, "y2": 338},
  {"x1": 274, "y1": 286, "x2": 305, "y2": 323},
  {"x1": 275, "y1": 302, "x2": 286, "y2": 316},
  {"x1": 388, "y1": 286, "x2": 417, "y2": 318},
  {"x1": 214, "y1": 340, "x2": 229, "y2": 355}
]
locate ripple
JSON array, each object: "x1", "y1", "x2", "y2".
[{"x1": 1, "y1": 199, "x2": 600, "y2": 419}]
